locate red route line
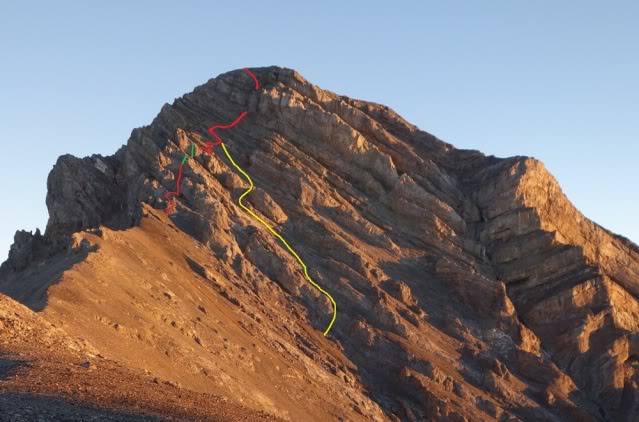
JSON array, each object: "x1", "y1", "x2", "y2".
[
  {"x1": 165, "y1": 68, "x2": 258, "y2": 215},
  {"x1": 207, "y1": 111, "x2": 249, "y2": 146},
  {"x1": 243, "y1": 67, "x2": 260, "y2": 90},
  {"x1": 164, "y1": 157, "x2": 186, "y2": 214},
  {"x1": 163, "y1": 68, "x2": 337, "y2": 336}
]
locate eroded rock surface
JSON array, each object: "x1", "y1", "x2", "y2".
[{"x1": 1, "y1": 66, "x2": 637, "y2": 421}]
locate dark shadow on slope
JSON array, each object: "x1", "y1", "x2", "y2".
[
  {"x1": 0, "y1": 392, "x2": 164, "y2": 422},
  {"x1": 0, "y1": 355, "x2": 28, "y2": 380},
  {"x1": 333, "y1": 252, "x2": 602, "y2": 420},
  {"x1": 185, "y1": 256, "x2": 208, "y2": 279},
  {"x1": 455, "y1": 345, "x2": 605, "y2": 421},
  {"x1": 378, "y1": 256, "x2": 477, "y2": 332},
  {"x1": 0, "y1": 249, "x2": 89, "y2": 312},
  {"x1": 0, "y1": 354, "x2": 162, "y2": 421}
]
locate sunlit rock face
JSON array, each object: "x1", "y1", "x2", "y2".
[{"x1": 2, "y1": 66, "x2": 637, "y2": 421}]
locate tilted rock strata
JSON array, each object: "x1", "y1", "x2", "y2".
[{"x1": 1, "y1": 66, "x2": 637, "y2": 421}]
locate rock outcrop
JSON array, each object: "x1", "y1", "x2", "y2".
[{"x1": 1, "y1": 66, "x2": 637, "y2": 421}]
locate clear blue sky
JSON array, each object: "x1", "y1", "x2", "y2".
[{"x1": 1, "y1": 1, "x2": 637, "y2": 261}]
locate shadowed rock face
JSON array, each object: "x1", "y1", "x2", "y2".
[{"x1": 1, "y1": 66, "x2": 638, "y2": 421}]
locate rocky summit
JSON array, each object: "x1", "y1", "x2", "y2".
[{"x1": 1, "y1": 66, "x2": 638, "y2": 421}]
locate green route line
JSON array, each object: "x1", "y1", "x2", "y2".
[
  {"x1": 219, "y1": 142, "x2": 337, "y2": 336},
  {"x1": 179, "y1": 143, "x2": 197, "y2": 165}
]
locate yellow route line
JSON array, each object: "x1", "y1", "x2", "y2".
[{"x1": 220, "y1": 142, "x2": 337, "y2": 336}]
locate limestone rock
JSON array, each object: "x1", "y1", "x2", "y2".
[{"x1": 1, "y1": 66, "x2": 636, "y2": 421}]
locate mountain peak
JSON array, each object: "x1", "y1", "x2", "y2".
[{"x1": 1, "y1": 67, "x2": 637, "y2": 421}]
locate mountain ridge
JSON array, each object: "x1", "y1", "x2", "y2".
[{"x1": 1, "y1": 66, "x2": 638, "y2": 421}]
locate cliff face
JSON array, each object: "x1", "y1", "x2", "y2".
[
  {"x1": 471, "y1": 158, "x2": 639, "y2": 419},
  {"x1": 1, "y1": 66, "x2": 637, "y2": 421}
]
